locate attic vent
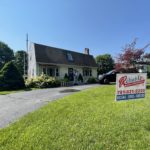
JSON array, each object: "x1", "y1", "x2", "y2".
[{"x1": 67, "y1": 53, "x2": 73, "y2": 61}]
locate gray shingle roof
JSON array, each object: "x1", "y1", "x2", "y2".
[{"x1": 34, "y1": 43, "x2": 98, "y2": 67}]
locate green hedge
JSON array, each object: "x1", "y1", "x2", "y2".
[
  {"x1": 25, "y1": 75, "x2": 61, "y2": 88},
  {"x1": 87, "y1": 77, "x2": 97, "y2": 84},
  {"x1": 147, "y1": 72, "x2": 150, "y2": 79},
  {"x1": 0, "y1": 61, "x2": 25, "y2": 91},
  {"x1": 78, "y1": 74, "x2": 83, "y2": 82}
]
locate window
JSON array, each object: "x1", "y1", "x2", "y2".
[
  {"x1": 67, "y1": 53, "x2": 73, "y2": 61},
  {"x1": 43, "y1": 68, "x2": 46, "y2": 74},
  {"x1": 68, "y1": 68, "x2": 74, "y2": 81},
  {"x1": 47, "y1": 68, "x2": 55, "y2": 76},
  {"x1": 90, "y1": 70, "x2": 92, "y2": 76},
  {"x1": 42, "y1": 66, "x2": 59, "y2": 77},
  {"x1": 83, "y1": 68, "x2": 92, "y2": 76},
  {"x1": 56, "y1": 68, "x2": 59, "y2": 76}
]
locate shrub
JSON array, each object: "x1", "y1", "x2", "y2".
[
  {"x1": 63, "y1": 73, "x2": 70, "y2": 82},
  {"x1": 0, "y1": 61, "x2": 25, "y2": 91},
  {"x1": 87, "y1": 77, "x2": 97, "y2": 84},
  {"x1": 147, "y1": 72, "x2": 150, "y2": 79},
  {"x1": 25, "y1": 74, "x2": 61, "y2": 88},
  {"x1": 78, "y1": 74, "x2": 83, "y2": 82}
]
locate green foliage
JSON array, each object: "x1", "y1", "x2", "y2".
[
  {"x1": 0, "y1": 41, "x2": 14, "y2": 69},
  {"x1": 0, "y1": 61, "x2": 25, "y2": 91},
  {"x1": 147, "y1": 66, "x2": 150, "y2": 79},
  {"x1": 87, "y1": 77, "x2": 97, "y2": 84},
  {"x1": 148, "y1": 65, "x2": 150, "y2": 72},
  {"x1": 63, "y1": 73, "x2": 70, "y2": 82},
  {"x1": 14, "y1": 50, "x2": 28, "y2": 76},
  {"x1": 147, "y1": 72, "x2": 150, "y2": 79},
  {"x1": 95, "y1": 54, "x2": 114, "y2": 74},
  {"x1": 78, "y1": 73, "x2": 83, "y2": 82},
  {"x1": 25, "y1": 74, "x2": 61, "y2": 88},
  {"x1": 1, "y1": 86, "x2": 150, "y2": 149}
]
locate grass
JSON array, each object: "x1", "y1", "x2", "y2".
[
  {"x1": 0, "y1": 91, "x2": 16, "y2": 95},
  {"x1": 147, "y1": 78, "x2": 150, "y2": 84},
  {"x1": 0, "y1": 88, "x2": 37, "y2": 95},
  {"x1": 0, "y1": 86, "x2": 150, "y2": 150}
]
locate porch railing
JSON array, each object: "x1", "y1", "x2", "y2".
[{"x1": 61, "y1": 81, "x2": 74, "y2": 87}]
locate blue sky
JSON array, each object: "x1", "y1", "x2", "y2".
[{"x1": 0, "y1": 0, "x2": 150, "y2": 57}]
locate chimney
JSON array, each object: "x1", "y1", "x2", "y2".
[{"x1": 84, "y1": 48, "x2": 89, "y2": 55}]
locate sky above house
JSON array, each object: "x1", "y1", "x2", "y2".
[{"x1": 0, "y1": 0, "x2": 150, "y2": 58}]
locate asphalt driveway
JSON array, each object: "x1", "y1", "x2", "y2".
[{"x1": 0, "y1": 84, "x2": 100, "y2": 128}]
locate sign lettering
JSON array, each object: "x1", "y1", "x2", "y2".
[{"x1": 116, "y1": 73, "x2": 147, "y2": 101}]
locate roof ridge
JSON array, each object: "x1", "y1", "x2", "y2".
[{"x1": 33, "y1": 42, "x2": 93, "y2": 57}]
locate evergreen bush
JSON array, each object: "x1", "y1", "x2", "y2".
[
  {"x1": 87, "y1": 77, "x2": 97, "y2": 84},
  {"x1": 0, "y1": 61, "x2": 25, "y2": 91},
  {"x1": 78, "y1": 74, "x2": 83, "y2": 82},
  {"x1": 63, "y1": 73, "x2": 70, "y2": 82}
]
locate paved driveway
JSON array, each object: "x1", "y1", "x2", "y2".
[{"x1": 0, "y1": 84, "x2": 100, "y2": 128}]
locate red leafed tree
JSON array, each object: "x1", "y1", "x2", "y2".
[{"x1": 116, "y1": 39, "x2": 150, "y2": 71}]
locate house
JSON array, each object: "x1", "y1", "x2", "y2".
[
  {"x1": 136, "y1": 61, "x2": 150, "y2": 73},
  {"x1": 28, "y1": 43, "x2": 98, "y2": 83}
]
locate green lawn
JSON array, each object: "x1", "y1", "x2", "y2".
[
  {"x1": 147, "y1": 78, "x2": 150, "y2": 84},
  {"x1": 0, "y1": 88, "x2": 37, "y2": 95},
  {"x1": 0, "y1": 91, "x2": 16, "y2": 95},
  {"x1": 0, "y1": 90, "x2": 30, "y2": 95},
  {"x1": 0, "y1": 86, "x2": 150, "y2": 150}
]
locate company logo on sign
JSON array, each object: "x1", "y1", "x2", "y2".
[
  {"x1": 119, "y1": 75, "x2": 145, "y2": 88},
  {"x1": 116, "y1": 73, "x2": 147, "y2": 101}
]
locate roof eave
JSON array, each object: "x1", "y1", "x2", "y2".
[{"x1": 37, "y1": 62, "x2": 98, "y2": 68}]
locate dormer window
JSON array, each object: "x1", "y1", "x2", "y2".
[{"x1": 67, "y1": 53, "x2": 73, "y2": 61}]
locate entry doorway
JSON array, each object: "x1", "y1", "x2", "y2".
[{"x1": 68, "y1": 68, "x2": 74, "y2": 81}]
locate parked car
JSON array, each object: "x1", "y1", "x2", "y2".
[{"x1": 98, "y1": 70, "x2": 119, "y2": 84}]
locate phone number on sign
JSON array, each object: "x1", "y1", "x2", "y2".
[{"x1": 117, "y1": 89, "x2": 145, "y2": 95}]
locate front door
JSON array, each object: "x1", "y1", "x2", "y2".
[{"x1": 68, "y1": 68, "x2": 74, "y2": 81}]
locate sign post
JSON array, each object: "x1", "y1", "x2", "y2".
[{"x1": 116, "y1": 73, "x2": 147, "y2": 101}]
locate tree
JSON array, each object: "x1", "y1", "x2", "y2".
[
  {"x1": 95, "y1": 54, "x2": 114, "y2": 74},
  {"x1": 14, "y1": 50, "x2": 28, "y2": 76},
  {"x1": 116, "y1": 39, "x2": 150, "y2": 70},
  {"x1": 78, "y1": 73, "x2": 83, "y2": 82},
  {"x1": 0, "y1": 61, "x2": 25, "y2": 91},
  {"x1": 0, "y1": 41, "x2": 14, "y2": 70}
]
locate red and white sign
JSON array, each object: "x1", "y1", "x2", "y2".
[{"x1": 116, "y1": 73, "x2": 147, "y2": 101}]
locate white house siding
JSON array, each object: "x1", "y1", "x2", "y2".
[
  {"x1": 36, "y1": 63, "x2": 41, "y2": 76},
  {"x1": 36, "y1": 64, "x2": 97, "y2": 82},
  {"x1": 37, "y1": 65, "x2": 45, "y2": 76},
  {"x1": 136, "y1": 64, "x2": 148, "y2": 73},
  {"x1": 59, "y1": 66, "x2": 68, "y2": 79},
  {"x1": 28, "y1": 43, "x2": 37, "y2": 78},
  {"x1": 142, "y1": 65, "x2": 148, "y2": 73},
  {"x1": 59, "y1": 65, "x2": 97, "y2": 80},
  {"x1": 34, "y1": 64, "x2": 97, "y2": 82},
  {"x1": 92, "y1": 68, "x2": 97, "y2": 78}
]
